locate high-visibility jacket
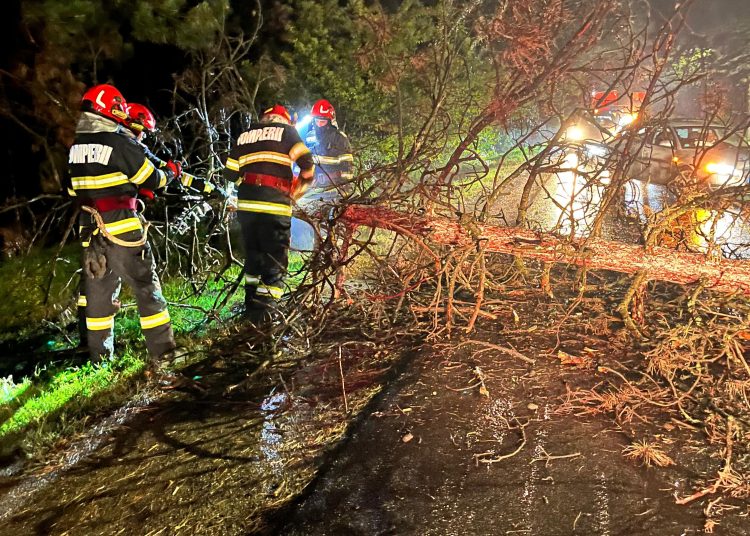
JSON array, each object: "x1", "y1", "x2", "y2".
[
  {"x1": 304, "y1": 124, "x2": 353, "y2": 190},
  {"x1": 224, "y1": 121, "x2": 315, "y2": 216},
  {"x1": 66, "y1": 112, "x2": 174, "y2": 241}
]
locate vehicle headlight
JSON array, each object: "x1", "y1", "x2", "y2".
[
  {"x1": 617, "y1": 113, "x2": 637, "y2": 127},
  {"x1": 565, "y1": 125, "x2": 585, "y2": 141},
  {"x1": 705, "y1": 162, "x2": 738, "y2": 176}
]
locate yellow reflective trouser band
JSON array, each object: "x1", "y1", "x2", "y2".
[
  {"x1": 140, "y1": 310, "x2": 171, "y2": 330},
  {"x1": 77, "y1": 295, "x2": 87, "y2": 307},
  {"x1": 245, "y1": 275, "x2": 261, "y2": 285},
  {"x1": 256, "y1": 284, "x2": 284, "y2": 299},
  {"x1": 86, "y1": 315, "x2": 115, "y2": 331},
  {"x1": 236, "y1": 200, "x2": 292, "y2": 217}
]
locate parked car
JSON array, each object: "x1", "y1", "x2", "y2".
[{"x1": 629, "y1": 119, "x2": 750, "y2": 189}]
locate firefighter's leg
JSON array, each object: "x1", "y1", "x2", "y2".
[
  {"x1": 238, "y1": 211, "x2": 263, "y2": 310},
  {"x1": 256, "y1": 213, "x2": 291, "y2": 309},
  {"x1": 76, "y1": 276, "x2": 88, "y2": 348},
  {"x1": 109, "y1": 242, "x2": 175, "y2": 359},
  {"x1": 84, "y1": 252, "x2": 121, "y2": 363}
]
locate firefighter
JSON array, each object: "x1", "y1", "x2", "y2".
[
  {"x1": 67, "y1": 84, "x2": 181, "y2": 364},
  {"x1": 74, "y1": 102, "x2": 229, "y2": 349},
  {"x1": 292, "y1": 99, "x2": 354, "y2": 251},
  {"x1": 223, "y1": 104, "x2": 315, "y2": 320},
  {"x1": 304, "y1": 99, "x2": 353, "y2": 197},
  {"x1": 126, "y1": 103, "x2": 227, "y2": 198}
]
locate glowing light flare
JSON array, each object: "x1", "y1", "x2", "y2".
[
  {"x1": 705, "y1": 162, "x2": 736, "y2": 176},
  {"x1": 547, "y1": 151, "x2": 605, "y2": 238},
  {"x1": 617, "y1": 113, "x2": 637, "y2": 127},
  {"x1": 565, "y1": 125, "x2": 586, "y2": 141},
  {"x1": 295, "y1": 114, "x2": 313, "y2": 132}
]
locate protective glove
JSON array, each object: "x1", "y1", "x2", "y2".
[
  {"x1": 138, "y1": 188, "x2": 155, "y2": 201},
  {"x1": 290, "y1": 177, "x2": 311, "y2": 200},
  {"x1": 166, "y1": 160, "x2": 183, "y2": 181}
]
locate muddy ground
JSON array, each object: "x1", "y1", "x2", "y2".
[{"x1": 1, "y1": 284, "x2": 749, "y2": 535}]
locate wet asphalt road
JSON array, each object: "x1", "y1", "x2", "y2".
[{"x1": 278, "y1": 335, "x2": 741, "y2": 536}]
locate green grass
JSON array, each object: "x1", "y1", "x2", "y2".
[
  {"x1": 1, "y1": 376, "x2": 31, "y2": 406},
  {"x1": 115, "y1": 264, "x2": 245, "y2": 338},
  {"x1": 0, "y1": 252, "x2": 311, "y2": 456},
  {"x1": 0, "y1": 245, "x2": 80, "y2": 342},
  {"x1": 0, "y1": 354, "x2": 142, "y2": 437}
]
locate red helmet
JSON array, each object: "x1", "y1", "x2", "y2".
[
  {"x1": 126, "y1": 103, "x2": 156, "y2": 132},
  {"x1": 311, "y1": 99, "x2": 335, "y2": 121},
  {"x1": 262, "y1": 104, "x2": 292, "y2": 124},
  {"x1": 81, "y1": 84, "x2": 128, "y2": 124}
]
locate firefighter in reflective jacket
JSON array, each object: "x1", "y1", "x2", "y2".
[
  {"x1": 304, "y1": 99, "x2": 353, "y2": 197},
  {"x1": 74, "y1": 102, "x2": 228, "y2": 348},
  {"x1": 224, "y1": 105, "x2": 315, "y2": 318},
  {"x1": 67, "y1": 84, "x2": 181, "y2": 363},
  {"x1": 126, "y1": 103, "x2": 227, "y2": 198}
]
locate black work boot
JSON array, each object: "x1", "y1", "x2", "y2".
[{"x1": 160, "y1": 346, "x2": 190, "y2": 369}]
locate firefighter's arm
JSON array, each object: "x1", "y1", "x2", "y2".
[
  {"x1": 290, "y1": 144, "x2": 315, "y2": 200},
  {"x1": 224, "y1": 145, "x2": 241, "y2": 186},
  {"x1": 336, "y1": 133, "x2": 354, "y2": 182},
  {"x1": 122, "y1": 141, "x2": 179, "y2": 191},
  {"x1": 63, "y1": 169, "x2": 76, "y2": 197}
]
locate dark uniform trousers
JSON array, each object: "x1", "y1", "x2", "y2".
[
  {"x1": 238, "y1": 210, "x2": 291, "y2": 310},
  {"x1": 82, "y1": 231, "x2": 174, "y2": 361},
  {"x1": 224, "y1": 119, "x2": 315, "y2": 314}
]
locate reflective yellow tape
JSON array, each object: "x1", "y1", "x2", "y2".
[
  {"x1": 131, "y1": 159, "x2": 156, "y2": 185},
  {"x1": 157, "y1": 169, "x2": 167, "y2": 189},
  {"x1": 339, "y1": 153, "x2": 354, "y2": 162},
  {"x1": 226, "y1": 158, "x2": 240, "y2": 171},
  {"x1": 238, "y1": 152, "x2": 292, "y2": 167},
  {"x1": 289, "y1": 142, "x2": 311, "y2": 161},
  {"x1": 181, "y1": 173, "x2": 195, "y2": 188},
  {"x1": 236, "y1": 200, "x2": 292, "y2": 217},
  {"x1": 86, "y1": 315, "x2": 114, "y2": 331},
  {"x1": 67, "y1": 187, "x2": 77, "y2": 197},
  {"x1": 71, "y1": 172, "x2": 129, "y2": 190},
  {"x1": 77, "y1": 295, "x2": 87, "y2": 307},
  {"x1": 315, "y1": 155, "x2": 339, "y2": 165},
  {"x1": 257, "y1": 284, "x2": 284, "y2": 299},
  {"x1": 82, "y1": 241, "x2": 90, "y2": 248},
  {"x1": 140, "y1": 309, "x2": 171, "y2": 330},
  {"x1": 104, "y1": 217, "x2": 142, "y2": 236}
]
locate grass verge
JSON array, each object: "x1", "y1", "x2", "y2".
[{"x1": 0, "y1": 251, "x2": 307, "y2": 460}]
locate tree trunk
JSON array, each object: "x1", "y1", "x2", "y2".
[{"x1": 341, "y1": 205, "x2": 750, "y2": 296}]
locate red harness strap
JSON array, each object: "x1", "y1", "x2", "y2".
[
  {"x1": 243, "y1": 173, "x2": 292, "y2": 194},
  {"x1": 83, "y1": 196, "x2": 138, "y2": 213}
]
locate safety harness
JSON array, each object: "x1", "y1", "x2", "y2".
[
  {"x1": 80, "y1": 196, "x2": 150, "y2": 248},
  {"x1": 243, "y1": 172, "x2": 292, "y2": 194}
]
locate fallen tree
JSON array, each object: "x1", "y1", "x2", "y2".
[{"x1": 339, "y1": 204, "x2": 750, "y2": 296}]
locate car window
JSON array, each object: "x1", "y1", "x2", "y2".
[
  {"x1": 674, "y1": 126, "x2": 721, "y2": 149},
  {"x1": 653, "y1": 130, "x2": 673, "y2": 147}
]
